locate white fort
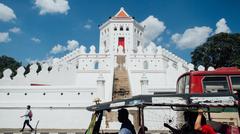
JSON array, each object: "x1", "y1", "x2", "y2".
[{"x1": 0, "y1": 8, "x2": 193, "y2": 131}]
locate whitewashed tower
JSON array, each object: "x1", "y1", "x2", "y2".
[{"x1": 99, "y1": 7, "x2": 144, "y2": 55}]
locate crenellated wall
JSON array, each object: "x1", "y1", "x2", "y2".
[
  {"x1": 0, "y1": 41, "x2": 194, "y2": 98},
  {"x1": 0, "y1": 63, "x2": 77, "y2": 86},
  {"x1": 0, "y1": 60, "x2": 109, "y2": 129}
]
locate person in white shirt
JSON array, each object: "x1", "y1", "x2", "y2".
[{"x1": 20, "y1": 105, "x2": 34, "y2": 132}]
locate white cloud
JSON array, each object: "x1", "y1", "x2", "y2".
[
  {"x1": 43, "y1": 56, "x2": 55, "y2": 65},
  {"x1": 156, "y1": 37, "x2": 163, "y2": 44},
  {"x1": 50, "y1": 40, "x2": 80, "y2": 54},
  {"x1": 35, "y1": 0, "x2": 70, "y2": 15},
  {"x1": 9, "y1": 27, "x2": 21, "y2": 33},
  {"x1": 26, "y1": 56, "x2": 56, "y2": 65},
  {"x1": 84, "y1": 24, "x2": 92, "y2": 29},
  {"x1": 171, "y1": 18, "x2": 232, "y2": 49},
  {"x1": 140, "y1": 15, "x2": 166, "y2": 46},
  {"x1": 50, "y1": 44, "x2": 66, "y2": 54},
  {"x1": 165, "y1": 43, "x2": 171, "y2": 48},
  {"x1": 84, "y1": 19, "x2": 93, "y2": 30},
  {"x1": 0, "y1": 32, "x2": 11, "y2": 43},
  {"x1": 0, "y1": 3, "x2": 16, "y2": 22},
  {"x1": 31, "y1": 37, "x2": 41, "y2": 43},
  {"x1": 166, "y1": 29, "x2": 171, "y2": 35},
  {"x1": 171, "y1": 26, "x2": 212, "y2": 49},
  {"x1": 26, "y1": 58, "x2": 39, "y2": 64},
  {"x1": 26, "y1": 56, "x2": 55, "y2": 65},
  {"x1": 215, "y1": 18, "x2": 231, "y2": 34},
  {"x1": 67, "y1": 40, "x2": 79, "y2": 51}
]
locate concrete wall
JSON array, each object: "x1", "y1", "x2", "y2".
[
  {"x1": 0, "y1": 108, "x2": 92, "y2": 129},
  {"x1": 0, "y1": 86, "x2": 98, "y2": 129}
]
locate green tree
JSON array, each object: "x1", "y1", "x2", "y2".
[
  {"x1": 0, "y1": 55, "x2": 22, "y2": 78},
  {"x1": 191, "y1": 33, "x2": 240, "y2": 70}
]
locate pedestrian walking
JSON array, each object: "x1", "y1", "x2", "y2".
[{"x1": 20, "y1": 105, "x2": 34, "y2": 132}]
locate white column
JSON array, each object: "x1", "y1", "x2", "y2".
[
  {"x1": 140, "y1": 73, "x2": 148, "y2": 94},
  {"x1": 97, "y1": 73, "x2": 105, "y2": 101}
]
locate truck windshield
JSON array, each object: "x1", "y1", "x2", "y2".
[{"x1": 177, "y1": 75, "x2": 189, "y2": 94}]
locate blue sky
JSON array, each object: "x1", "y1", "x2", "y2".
[{"x1": 0, "y1": 0, "x2": 239, "y2": 65}]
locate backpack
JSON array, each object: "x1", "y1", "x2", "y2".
[{"x1": 28, "y1": 110, "x2": 33, "y2": 121}]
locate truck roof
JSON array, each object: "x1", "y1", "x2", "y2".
[
  {"x1": 86, "y1": 93, "x2": 237, "y2": 111},
  {"x1": 181, "y1": 67, "x2": 240, "y2": 77}
]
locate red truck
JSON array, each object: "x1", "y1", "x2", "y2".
[
  {"x1": 177, "y1": 67, "x2": 240, "y2": 110},
  {"x1": 176, "y1": 67, "x2": 240, "y2": 133},
  {"x1": 86, "y1": 67, "x2": 240, "y2": 134},
  {"x1": 177, "y1": 67, "x2": 240, "y2": 94}
]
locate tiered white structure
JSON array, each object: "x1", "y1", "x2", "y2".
[{"x1": 0, "y1": 8, "x2": 194, "y2": 130}]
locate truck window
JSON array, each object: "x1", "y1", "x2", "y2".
[
  {"x1": 231, "y1": 76, "x2": 240, "y2": 90},
  {"x1": 202, "y1": 76, "x2": 229, "y2": 93},
  {"x1": 185, "y1": 75, "x2": 189, "y2": 93},
  {"x1": 177, "y1": 75, "x2": 189, "y2": 94}
]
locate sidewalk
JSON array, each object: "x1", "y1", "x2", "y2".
[
  {"x1": 0, "y1": 128, "x2": 170, "y2": 134},
  {"x1": 0, "y1": 129, "x2": 86, "y2": 134}
]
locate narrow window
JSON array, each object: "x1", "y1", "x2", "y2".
[
  {"x1": 143, "y1": 61, "x2": 148, "y2": 69},
  {"x1": 120, "y1": 26, "x2": 123, "y2": 31},
  {"x1": 126, "y1": 27, "x2": 129, "y2": 31},
  {"x1": 114, "y1": 27, "x2": 117, "y2": 31},
  {"x1": 104, "y1": 40, "x2": 106, "y2": 47},
  {"x1": 137, "y1": 40, "x2": 140, "y2": 46},
  {"x1": 94, "y1": 61, "x2": 99, "y2": 69}
]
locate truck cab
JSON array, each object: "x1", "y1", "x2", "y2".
[
  {"x1": 177, "y1": 67, "x2": 240, "y2": 94},
  {"x1": 177, "y1": 67, "x2": 240, "y2": 126}
]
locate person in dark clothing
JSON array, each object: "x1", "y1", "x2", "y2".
[
  {"x1": 20, "y1": 105, "x2": 34, "y2": 132},
  {"x1": 118, "y1": 108, "x2": 136, "y2": 134}
]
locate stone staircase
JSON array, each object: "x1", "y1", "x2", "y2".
[
  {"x1": 104, "y1": 55, "x2": 137, "y2": 129},
  {"x1": 112, "y1": 55, "x2": 131, "y2": 100}
]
